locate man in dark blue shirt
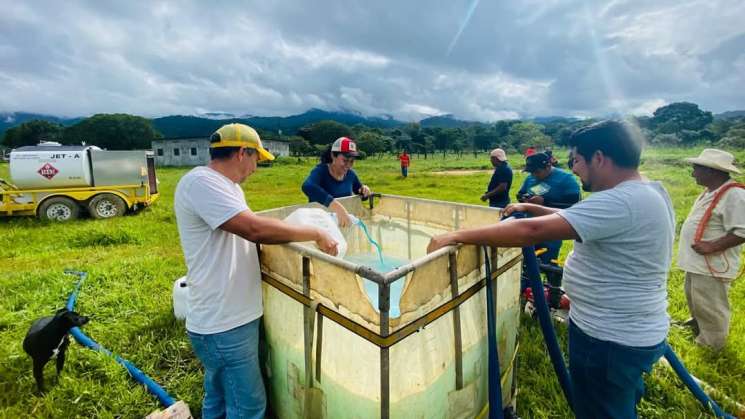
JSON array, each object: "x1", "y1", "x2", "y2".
[
  {"x1": 481, "y1": 148, "x2": 512, "y2": 208},
  {"x1": 518, "y1": 152, "x2": 581, "y2": 264}
]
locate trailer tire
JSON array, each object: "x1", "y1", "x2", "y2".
[
  {"x1": 38, "y1": 197, "x2": 81, "y2": 221},
  {"x1": 89, "y1": 194, "x2": 127, "y2": 219}
]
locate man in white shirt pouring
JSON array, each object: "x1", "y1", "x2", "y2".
[{"x1": 174, "y1": 123, "x2": 338, "y2": 419}]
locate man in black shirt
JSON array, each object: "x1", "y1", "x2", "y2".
[{"x1": 481, "y1": 148, "x2": 513, "y2": 208}]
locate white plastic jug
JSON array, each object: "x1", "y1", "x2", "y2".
[
  {"x1": 172, "y1": 276, "x2": 189, "y2": 320},
  {"x1": 284, "y1": 208, "x2": 348, "y2": 258}
]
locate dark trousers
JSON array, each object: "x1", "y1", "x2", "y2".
[
  {"x1": 401, "y1": 166, "x2": 408, "y2": 177},
  {"x1": 569, "y1": 321, "x2": 666, "y2": 419},
  {"x1": 536, "y1": 240, "x2": 562, "y2": 264}
]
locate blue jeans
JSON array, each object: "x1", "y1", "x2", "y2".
[
  {"x1": 401, "y1": 166, "x2": 408, "y2": 177},
  {"x1": 188, "y1": 320, "x2": 266, "y2": 419},
  {"x1": 569, "y1": 320, "x2": 665, "y2": 419}
]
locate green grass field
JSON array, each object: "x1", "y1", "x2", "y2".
[{"x1": 1, "y1": 148, "x2": 744, "y2": 418}]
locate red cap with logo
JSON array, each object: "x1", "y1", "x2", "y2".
[{"x1": 331, "y1": 137, "x2": 359, "y2": 156}]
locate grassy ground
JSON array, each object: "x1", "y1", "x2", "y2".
[{"x1": 1, "y1": 148, "x2": 743, "y2": 418}]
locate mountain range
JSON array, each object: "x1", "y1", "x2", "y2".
[{"x1": 2, "y1": 108, "x2": 743, "y2": 139}]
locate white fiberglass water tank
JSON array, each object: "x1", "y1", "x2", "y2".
[{"x1": 9, "y1": 143, "x2": 99, "y2": 189}]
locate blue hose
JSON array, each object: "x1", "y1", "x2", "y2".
[
  {"x1": 63, "y1": 270, "x2": 176, "y2": 408},
  {"x1": 482, "y1": 247, "x2": 504, "y2": 419},
  {"x1": 522, "y1": 245, "x2": 574, "y2": 411},
  {"x1": 663, "y1": 345, "x2": 734, "y2": 419}
]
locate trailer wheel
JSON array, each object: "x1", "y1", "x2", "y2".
[
  {"x1": 38, "y1": 197, "x2": 81, "y2": 221},
  {"x1": 89, "y1": 194, "x2": 127, "y2": 219}
]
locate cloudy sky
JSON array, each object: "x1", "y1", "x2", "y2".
[{"x1": 1, "y1": 1, "x2": 744, "y2": 121}]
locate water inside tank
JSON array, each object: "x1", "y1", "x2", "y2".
[{"x1": 344, "y1": 253, "x2": 410, "y2": 318}]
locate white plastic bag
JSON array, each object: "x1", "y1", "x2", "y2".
[
  {"x1": 284, "y1": 208, "x2": 347, "y2": 258},
  {"x1": 172, "y1": 276, "x2": 189, "y2": 320}
]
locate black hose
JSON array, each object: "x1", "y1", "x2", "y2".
[
  {"x1": 483, "y1": 246, "x2": 504, "y2": 419},
  {"x1": 523, "y1": 244, "x2": 574, "y2": 411}
]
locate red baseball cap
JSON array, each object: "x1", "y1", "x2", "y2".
[{"x1": 331, "y1": 137, "x2": 359, "y2": 157}]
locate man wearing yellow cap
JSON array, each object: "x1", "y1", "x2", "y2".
[
  {"x1": 678, "y1": 148, "x2": 745, "y2": 350},
  {"x1": 174, "y1": 123, "x2": 338, "y2": 418}
]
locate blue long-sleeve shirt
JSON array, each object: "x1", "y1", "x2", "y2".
[
  {"x1": 518, "y1": 168, "x2": 580, "y2": 209},
  {"x1": 302, "y1": 163, "x2": 363, "y2": 207}
]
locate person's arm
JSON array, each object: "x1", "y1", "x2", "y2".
[
  {"x1": 692, "y1": 233, "x2": 745, "y2": 255},
  {"x1": 481, "y1": 182, "x2": 508, "y2": 201},
  {"x1": 221, "y1": 210, "x2": 338, "y2": 255},
  {"x1": 427, "y1": 214, "x2": 578, "y2": 253},
  {"x1": 694, "y1": 190, "x2": 745, "y2": 254},
  {"x1": 502, "y1": 203, "x2": 560, "y2": 217},
  {"x1": 329, "y1": 199, "x2": 353, "y2": 227},
  {"x1": 351, "y1": 170, "x2": 371, "y2": 198},
  {"x1": 302, "y1": 165, "x2": 335, "y2": 207}
]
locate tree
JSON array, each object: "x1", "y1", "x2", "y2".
[
  {"x1": 504, "y1": 122, "x2": 551, "y2": 152},
  {"x1": 650, "y1": 102, "x2": 713, "y2": 136},
  {"x1": 288, "y1": 136, "x2": 315, "y2": 156},
  {"x1": 2, "y1": 120, "x2": 64, "y2": 148},
  {"x1": 63, "y1": 114, "x2": 161, "y2": 150},
  {"x1": 298, "y1": 120, "x2": 353, "y2": 147},
  {"x1": 433, "y1": 128, "x2": 465, "y2": 157},
  {"x1": 356, "y1": 131, "x2": 386, "y2": 157}
]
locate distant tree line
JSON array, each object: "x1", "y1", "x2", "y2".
[
  {"x1": 286, "y1": 102, "x2": 745, "y2": 158},
  {"x1": 1, "y1": 114, "x2": 161, "y2": 150},
  {"x1": 3, "y1": 102, "x2": 744, "y2": 157}
]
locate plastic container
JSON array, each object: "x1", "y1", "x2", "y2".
[
  {"x1": 172, "y1": 277, "x2": 189, "y2": 320},
  {"x1": 284, "y1": 208, "x2": 348, "y2": 258}
]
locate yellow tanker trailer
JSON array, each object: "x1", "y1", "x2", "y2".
[{"x1": 0, "y1": 142, "x2": 159, "y2": 221}]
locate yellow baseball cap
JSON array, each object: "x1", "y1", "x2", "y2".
[{"x1": 209, "y1": 123, "x2": 275, "y2": 161}]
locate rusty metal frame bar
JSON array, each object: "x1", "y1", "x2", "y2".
[
  {"x1": 449, "y1": 252, "x2": 464, "y2": 390},
  {"x1": 260, "y1": 253, "x2": 522, "y2": 349},
  {"x1": 379, "y1": 283, "x2": 391, "y2": 419}
]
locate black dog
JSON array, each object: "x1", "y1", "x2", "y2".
[{"x1": 23, "y1": 308, "x2": 89, "y2": 392}]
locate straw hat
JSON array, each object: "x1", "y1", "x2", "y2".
[{"x1": 684, "y1": 148, "x2": 740, "y2": 174}]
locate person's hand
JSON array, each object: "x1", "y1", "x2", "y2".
[
  {"x1": 691, "y1": 241, "x2": 718, "y2": 255},
  {"x1": 360, "y1": 185, "x2": 372, "y2": 198},
  {"x1": 427, "y1": 232, "x2": 457, "y2": 254},
  {"x1": 315, "y1": 230, "x2": 339, "y2": 256},
  {"x1": 480, "y1": 194, "x2": 488, "y2": 202},
  {"x1": 334, "y1": 207, "x2": 352, "y2": 228},
  {"x1": 526, "y1": 195, "x2": 544, "y2": 205},
  {"x1": 501, "y1": 203, "x2": 527, "y2": 218}
]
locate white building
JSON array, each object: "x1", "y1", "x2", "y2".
[{"x1": 152, "y1": 137, "x2": 289, "y2": 166}]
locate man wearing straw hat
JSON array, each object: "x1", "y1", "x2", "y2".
[
  {"x1": 678, "y1": 148, "x2": 745, "y2": 350},
  {"x1": 175, "y1": 123, "x2": 338, "y2": 418}
]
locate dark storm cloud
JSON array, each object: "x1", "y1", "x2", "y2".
[{"x1": 0, "y1": 0, "x2": 743, "y2": 120}]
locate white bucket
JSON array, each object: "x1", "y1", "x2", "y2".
[
  {"x1": 284, "y1": 208, "x2": 348, "y2": 258},
  {"x1": 172, "y1": 277, "x2": 189, "y2": 320}
]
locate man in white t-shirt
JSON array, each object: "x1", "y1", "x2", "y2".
[
  {"x1": 677, "y1": 149, "x2": 744, "y2": 350},
  {"x1": 174, "y1": 123, "x2": 337, "y2": 419},
  {"x1": 427, "y1": 120, "x2": 675, "y2": 418}
]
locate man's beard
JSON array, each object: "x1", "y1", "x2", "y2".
[{"x1": 581, "y1": 180, "x2": 592, "y2": 192}]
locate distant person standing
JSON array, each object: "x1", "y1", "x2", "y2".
[
  {"x1": 302, "y1": 136, "x2": 372, "y2": 227},
  {"x1": 524, "y1": 145, "x2": 537, "y2": 157},
  {"x1": 677, "y1": 149, "x2": 745, "y2": 350},
  {"x1": 481, "y1": 148, "x2": 512, "y2": 208},
  {"x1": 398, "y1": 150, "x2": 411, "y2": 178}
]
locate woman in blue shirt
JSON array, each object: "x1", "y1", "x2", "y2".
[{"x1": 302, "y1": 137, "x2": 371, "y2": 227}]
